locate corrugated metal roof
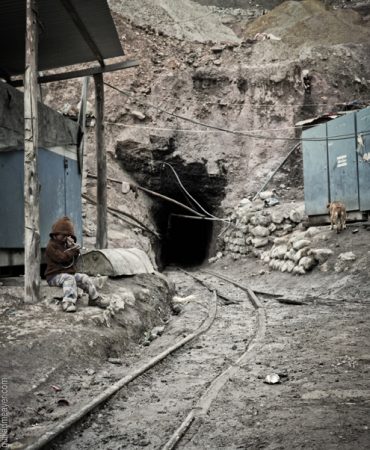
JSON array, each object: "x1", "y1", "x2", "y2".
[{"x1": 0, "y1": 0, "x2": 124, "y2": 77}]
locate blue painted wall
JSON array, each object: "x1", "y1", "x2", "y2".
[{"x1": 0, "y1": 147, "x2": 82, "y2": 248}]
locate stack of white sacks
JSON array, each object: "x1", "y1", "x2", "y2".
[{"x1": 222, "y1": 192, "x2": 333, "y2": 274}]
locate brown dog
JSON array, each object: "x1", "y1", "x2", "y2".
[{"x1": 327, "y1": 201, "x2": 347, "y2": 233}]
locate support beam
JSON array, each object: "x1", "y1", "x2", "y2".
[
  {"x1": 77, "y1": 76, "x2": 90, "y2": 174},
  {"x1": 24, "y1": 0, "x2": 40, "y2": 302},
  {"x1": 94, "y1": 73, "x2": 107, "y2": 249},
  {"x1": 10, "y1": 60, "x2": 139, "y2": 87}
]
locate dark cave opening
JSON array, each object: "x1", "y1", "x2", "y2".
[
  {"x1": 115, "y1": 138, "x2": 228, "y2": 268},
  {"x1": 155, "y1": 199, "x2": 214, "y2": 268}
]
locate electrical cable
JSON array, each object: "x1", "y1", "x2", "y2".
[
  {"x1": 103, "y1": 82, "x2": 370, "y2": 142},
  {"x1": 103, "y1": 120, "x2": 331, "y2": 135},
  {"x1": 105, "y1": 120, "x2": 370, "y2": 142},
  {"x1": 161, "y1": 161, "x2": 223, "y2": 220}
]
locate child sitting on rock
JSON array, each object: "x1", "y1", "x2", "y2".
[{"x1": 45, "y1": 216, "x2": 109, "y2": 313}]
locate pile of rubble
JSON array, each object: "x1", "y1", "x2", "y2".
[{"x1": 222, "y1": 192, "x2": 334, "y2": 274}]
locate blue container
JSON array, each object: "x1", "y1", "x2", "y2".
[{"x1": 303, "y1": 107, "x2": 370, "y2": 218}]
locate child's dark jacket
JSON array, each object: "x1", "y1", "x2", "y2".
[{"x1": 45, "y1": 239, "x2": 79, "y2": 281}]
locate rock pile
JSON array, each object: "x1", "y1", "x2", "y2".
[
  {"x1": 222, "y1": 194, "x2": 333, "y2": 274},
  {"x1": 260, "y1": 231, "x2": 333, "y2": 275}
]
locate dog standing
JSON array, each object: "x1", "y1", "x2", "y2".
[{"x1": 327, "y1": 201, "x2": 347, "y2": 233}]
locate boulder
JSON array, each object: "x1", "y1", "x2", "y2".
[
  {"x1": 285, "y1": 248, "x2": 297, "y2": 261},
  {"x1": 293, "y1": 247, "x2": 310, "y2": 263},
  {"x1": 259, "y1": 190, "x2": 274, "y2": 200},
  {"x1": 283, "y1": 224, "x2": 294, "y2": 233},
  {"x1": 284, "y1": 260, "x2": 296, "y2": 273},
  {"x1": 271, "y1": 244, "x2": 288, "y2": 259},
  {"x1": 292, "y1": 239, "x2": 311, "y2": 250},
  {"x1": 338, "y1": 252, "x2": 356, "y2": 261},
  {"x1": 271, "y1": 210, "x2": 285, "y2": 224},
  {"x1": 289, "y1": 231, "x2": 306, "y2": 243},
  {"x1": 131, "y1": 110, "x2": 146, "y2": 120},
  {"x1": 273, "y1": 236, "x2": 289, "y2": 245},
  {"x1": 250, "y1": 225, "x2": 270, "y2": 238},
  {"x1": 298, "y1": 256, "x2": 317, "y2": 271},
  {"x1": 289, "y1": 205, "x2": 305, "y2": 223},
  {"x1": 252, "y1": 248, "x2": 262, "y2": 258},
  {"x1": 252, "y1": 237, "x2": 269, "y2": 248},
  {"x1": 261, "y1": 250, "x2": 271, "y2": 263},
  {"x1": 250, "y1": 212, "x2": 272, "y2": 227},
  {"x1": 293, "y1": 265, "x2": 306, "y2": 275},
  {"x1": 269, "y1": 259, "x2": 283, "y2": 271},
  {"x1": 239, "y1": 198, "x2": 252, "y2": 208},
  {"x1": 268, "y1": 223, "x2": 277, "y2": 233},
  {"x1": 304, "y1": 227, "x2": 322, "y2": 238},
  {"x1": 309, "y1": 248, "x2": 333, "y2": 264}
]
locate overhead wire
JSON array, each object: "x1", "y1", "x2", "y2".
[
  {"x1": 103, "y1": 81, "x2": 370, "y2": 142},
  {"x1": 105, "y1": 121, "x2": 370, "y2": 141},
  {"x1": 161, "y1": 161, "x2": 224, "y2": 220}
]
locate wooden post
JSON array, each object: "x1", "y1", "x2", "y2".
[
  {"x1": 77, "y1": 76, "x2": 90, "y2": 174},
  {"x1": 24, "y1": 0, "x2": 40, "y2": 302},
  {"x1": 94, "y1": 73, "x2": 107, "y2": 249}
]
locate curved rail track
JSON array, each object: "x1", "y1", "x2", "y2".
[{"x1": 24, "y1": 269, "x2": 267, "y2": 450}]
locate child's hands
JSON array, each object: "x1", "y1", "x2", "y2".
[
  {"x1": 64, "y1": 236, "x2": 81, "y2": 254},
  {"x1": 66, "y1": 236, "x2": 75, "y2": 247}
]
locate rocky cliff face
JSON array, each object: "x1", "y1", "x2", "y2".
[{"x1": 43, "y1": 0, "x2": 370, "y2": 266}]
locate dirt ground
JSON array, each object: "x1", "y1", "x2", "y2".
[
  {"x1": 0, "y1": 274, "x2": 173, "y2": 447},
  {"x1": 181, "y1": 260, "x2": 370, "y2": 449},
  {"x1": 2, "y1": 219, "x2": 370, "y2": 449}
]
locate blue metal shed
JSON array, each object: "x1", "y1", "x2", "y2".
[
  {"x1": 0, "y1": 82, "x2": 82, "y2": 265},
  {"x1": 302, "y1": 107, "x2": 370, "y2": 222}
]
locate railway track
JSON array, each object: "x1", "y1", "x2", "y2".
[{"x1": 24, "y1": 269, "x2": 267, "y2": 450}]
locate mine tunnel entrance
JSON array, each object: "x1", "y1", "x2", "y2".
[
  {"x1": 155, "y1": 199, "x2": 214, "y2": 267},
  {"x1": 115, "y1": 137, "x2": 228, "y2": 268}
]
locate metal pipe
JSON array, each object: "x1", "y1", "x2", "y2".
[
  {"x1": 162, "y1": 270, "x2": 266, "y2": 450},
  {"x1": 82, "y1": 193, "x2": 160, "y2": 238},
  {"x1": 253, "y1": 143, "x2": 300, "y2": 201},
  {"x1": 170, "y1": 213, "x2": 224, "y2": 221},
  {"x1": 86, "y1": 173, "x2": 205, "y2": 218}
]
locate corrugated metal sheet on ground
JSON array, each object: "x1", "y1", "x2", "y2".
[{"x1": 79, "y1": 248, "x2": 155, "y2": 276}]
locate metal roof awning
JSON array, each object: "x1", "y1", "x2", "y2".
[{"x1": 0, "y1": 0, "x2": 124, "y2": 78}]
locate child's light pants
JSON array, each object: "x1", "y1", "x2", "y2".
[{"x1": 47, "y1": 273, "x2": 98, "y2": 304}]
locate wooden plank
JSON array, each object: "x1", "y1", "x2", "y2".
[
  {"x1": 10, "y1": 60, "x2": 139, "y2": 87},
  {"x1": 24, "y1": 0, "x2": 40, "y2": 302},
  {"x1": 94, "y1": 73, "x2": 107, "y2": 249}
]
